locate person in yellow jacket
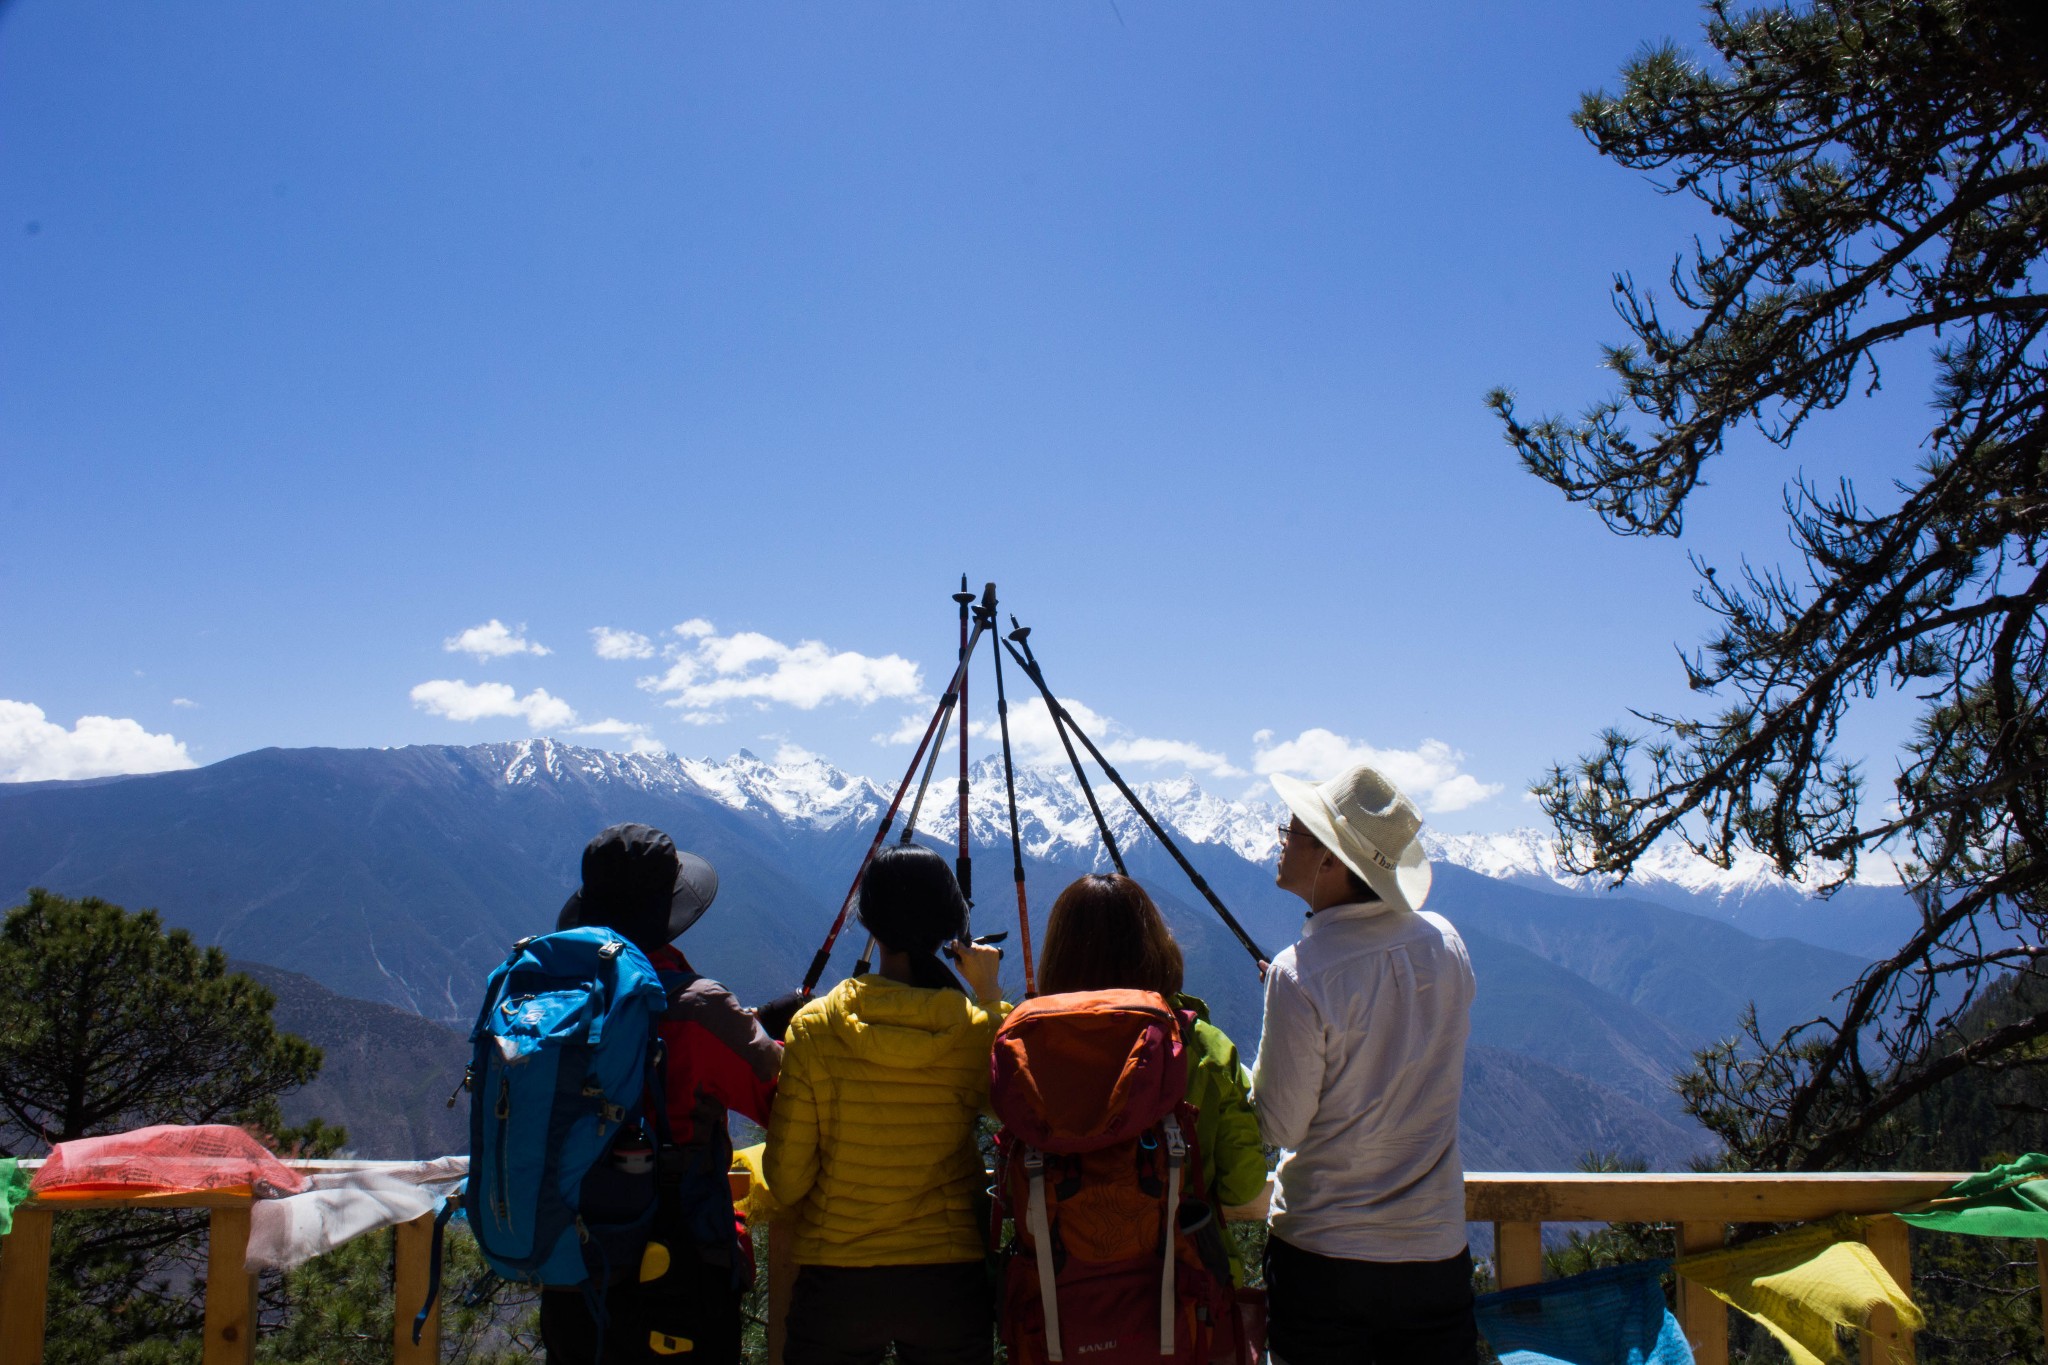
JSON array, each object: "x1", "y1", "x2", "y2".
[
  {"x1": 1033, "y1": 873, "x2": 1269, "y2": 1284},
  {"x1": 764, "y1": 843, "x2": 1009, "y2": 1365}
]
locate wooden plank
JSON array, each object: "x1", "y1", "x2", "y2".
[
  {"x1": 1464, "y1": 1172, "x2": 1969, "y2": 1225},
  {"x1": 0, "y1": 1207, "x2": 53, "y2": 1365},
  {"x1": 1676, "y1": 1221, "x2": 1727, "y2": 1365},
  {"x1": 2038, "y1": 1242, "x2": 2047, "y2": 1358},
  {"x1": 392, "y1": 1214, "x2": 439, "y2": 1365},
  {"x1": 202, "y1": 1206, "x2": 258, "y2": 1365},
  {"x1": 766, "y1": 1217, "x2": 797, "y2": 1365},
  {"x1": 1493, "y1": 1221, "x2": 1543, "y2": 1289},
  {"x1": 23, "y1": 1189, "x2": 255, "y2": 1211},
  {"x1": 1861, "y1": 1215, "x2": 1915, "y2": 1365}
]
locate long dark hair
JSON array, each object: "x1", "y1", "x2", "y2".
[
  {"x1": 857, "y1": 844, "x2": 970, "y2": 991},
  {"x1": 1037, "y1": 874, "x2": 1184, "y2": 998}
]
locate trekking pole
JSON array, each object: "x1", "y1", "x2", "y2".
[
  {"x1": 1000, "y1": 626, "x2": 1270, "y2": 967},
  {"x1": 860, "y1": 645, "x2": 967, "y2": 977},
  {"x1": 1007, "y1": 618, "x2": 1128, "y2": 876},
  {"x1": 801, "y1": 608, "x2": 996, "y2": 996},
  {"x1": 953, "y1": 578, "x2": 980, "y2": 908},
  {"x1": 983, "y1": 592, "x2": 1037, "y2": 996}
]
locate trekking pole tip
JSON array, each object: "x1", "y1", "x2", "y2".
[{"x1": 954, "y1": 573, "x2": 975, "y2": 605}]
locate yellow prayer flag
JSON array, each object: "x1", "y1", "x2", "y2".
[{"x1": 1674, "y1": 1216, "x2": 1923, "y2": 1365}]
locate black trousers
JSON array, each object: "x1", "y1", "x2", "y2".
[
  {"x1": 1263, "y1": 1236, "x2": 1478, "y2": 1365},
  {"x1": 783, "y1": 1261, "x2": 993, "y2": 1365},
  {"x1": 540, "y1": 1270, "x2": 744, "y2": 1365}
]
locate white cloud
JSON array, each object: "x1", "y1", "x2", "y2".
[
  {"x1": 590, "y1": 627, "x2": 656, "y2": 661},
  {"x1": 570, "y1": 718, "x2": 646, "y2": 736},
  {"x1": 943, "y1": 696, "x2": 1244, "y2": 779},
  {"x1": 569, "y1": 718, "x2": 666, "y2": 757},
  {"x1": 639, "y1": 621, "x2": 924, "y2": 721},
  {"x1": 444, "y1": 620, "x2": 551, "y2": 661},
  {"x1": 1252, "y1": 728, "x2": 1503, "y2": 814},
  {"x1": 874, "y1": 713, "x2": 934, "y2": 745},
  {"x1": 0, "y1": 699, "x2": 196, "y2": 782},
  {"x1": 410, "y1": 679, "x2": 577, "y2": 730},
  {"x1": 171, "y1": 697, "x2": 199, "y2": 709},
  {"x1": 1251, "y1": 727, "x2": 1274, "y2": 745},
  {"x1": 771, "y1": 741, "x2": 821, "y2": 766}
]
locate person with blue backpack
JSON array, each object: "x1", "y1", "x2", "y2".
[{"x1": 463, "y1": 823, "x2": 781, "y2": 1365}]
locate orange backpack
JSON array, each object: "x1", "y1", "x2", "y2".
[{"x1": 989, "y1": 990, "x2": 1235, "y2": 1365}]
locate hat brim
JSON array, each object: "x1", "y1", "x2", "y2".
[
  {"x1": 1271, "y1": 772, "x2": 1431, "y2": 914},
  {"x1": 558, "y1": 851, "x2": 720, "y2": 944}
]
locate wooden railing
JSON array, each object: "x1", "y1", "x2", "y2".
[{"x1": 0, "y1": 1165, "x2": 2022, "y2": 1365}]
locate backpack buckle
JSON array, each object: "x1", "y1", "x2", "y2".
[
  {"x1": 1163, "y1": 1114, "x2": 1186, "y2": 1169},
  {"x1": 599, "y1": 941, "x2": 624, "y2": 960}
]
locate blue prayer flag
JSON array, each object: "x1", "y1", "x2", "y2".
[{"x1": 1475, "y1": 1259, "x2": 1694, "y2": 1365}]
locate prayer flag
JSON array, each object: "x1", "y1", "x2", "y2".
[
  {"x1": 1674, "y1": 1217, "x2": 1922, "y2": 1365},
  {"x1": 0, "y1": 1159, "x2": 29, "y2": 1237},
  {"x1": 1475, "y1": 1259, "x2": 1694, "y2": 1365},
  {"x1": 1894, "y1": 1152, "x2": 2048, "y2": 1240}
]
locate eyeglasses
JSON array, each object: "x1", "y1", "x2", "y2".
[{"x1": 1276, "y1": 822, "x2": 1315, "y2": 846}]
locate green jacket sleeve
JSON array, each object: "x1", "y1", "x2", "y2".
[{"x1": 1189, "y1": 1020, "x2": 1268, "y2": 1208}]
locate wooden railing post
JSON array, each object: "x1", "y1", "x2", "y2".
[
  {"x1": 2037, "y1": 1241, "x2": 2047, "y2": 1353},
  {"x1": 1861, "y1": 1215, "x2": 1915, "y2": 1365},
  {"x1": 0, "y1": 1208, "x2": 53, "y2": 1365},
  {"x1": 1493, "y1": 1221, "x2": 1543, "y2": 1289},
  {"x1": 202, "y1": 1206, "x2": 258, "y2": 1365},
  {"x1": 1676, "y1": 1221, "x2": 1727, "y2": 1365},
  {"x1": 393, "y1": 1213, "x2": 440, "y2": 1365},
  {"x1": 765, "y1": 1216, "x2": 797, "y2": 1365}
]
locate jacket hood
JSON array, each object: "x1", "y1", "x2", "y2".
[{"x1": 817, "y1": 975, "x2": 996, "y2": 1070}]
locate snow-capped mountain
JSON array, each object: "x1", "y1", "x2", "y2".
[{"x1": 487, "y1": 738, "x2": 1907, "y2": 940}]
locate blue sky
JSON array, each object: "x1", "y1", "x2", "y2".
[{"x1": 0, "y1": 1, "x2": 1935, "y2": 832}]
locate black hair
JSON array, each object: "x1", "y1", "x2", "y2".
[{"x1": 857, "y1": 844, "x2": 969, "y2": 956}]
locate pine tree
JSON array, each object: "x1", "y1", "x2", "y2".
[
  {"x1": 1489, "y1": 0, "x2": 2048, "y2": 1170},
  {"x1": 0, "y1": 890, "x2": 328, "y2": 1362}
]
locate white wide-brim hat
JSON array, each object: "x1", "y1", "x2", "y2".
[{"x1": 1271, "y1": 764, "x2": 1433, "y2": 914}]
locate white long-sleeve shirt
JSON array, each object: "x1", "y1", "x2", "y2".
[{"x1": 1249, "y1": 899, "x2": 1475, "y2": 1262}]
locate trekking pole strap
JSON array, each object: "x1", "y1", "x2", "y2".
[
  {"x1": 411, "y1": 1193, "x2": 462, "y2": 1345},
  {"x1": 1025, "y1": 1148, "x2": 1063, "y2": 1362},
  {"x1": 1161, "y1": 1117, "x2": 1185, "y2": 1355}
]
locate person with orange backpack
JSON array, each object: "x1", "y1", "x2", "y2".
[
  {"x1": 988, "y1": 879, "x2": 1248, "y2": 1365},
  {"x1": 1031, "y1": 874, "x2": 1268, "y2": 1285},
  {"x1": 762, "y1": 843, "x2": 1009, "y2": 1365}
]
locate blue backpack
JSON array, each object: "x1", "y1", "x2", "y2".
[{"x1": 462, "y1": 927, "x2": 672, "y2": 1288}]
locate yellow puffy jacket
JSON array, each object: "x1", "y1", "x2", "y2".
[{"x1": 763, "y1": 975, "x2": 1010, "y2": 1267}]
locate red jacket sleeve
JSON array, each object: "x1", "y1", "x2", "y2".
[{"x1": 658, "y1": 975, "x2": 782, "y2": 1135}]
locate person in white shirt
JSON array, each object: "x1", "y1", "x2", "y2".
[{"x1": 1250, "y1": 763, "x2": 1478, "y2": 1365}]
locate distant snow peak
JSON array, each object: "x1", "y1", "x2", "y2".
[
  {"x1": 1423, "y1": 827, "x2": 1903, "y2": 894},
  {"x1": 474, "y1": 739, "x2": 1893, "y2": 897}
]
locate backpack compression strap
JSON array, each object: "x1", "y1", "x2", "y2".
[
  {"x1": 1024, "y1": 1147, "x2": 1063, "y2": 1362},
  {"x1": 1161, "y1": 1115, "x2": 1185, "y2": 1356}
]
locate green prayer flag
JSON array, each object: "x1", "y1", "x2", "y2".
[
  {"x1": 1895, "y1": 1152, "x2": 2048, "y2": 1240},
  {"x1": 0, "y1": 1159, "x2": 31, "y2": 1238}
]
